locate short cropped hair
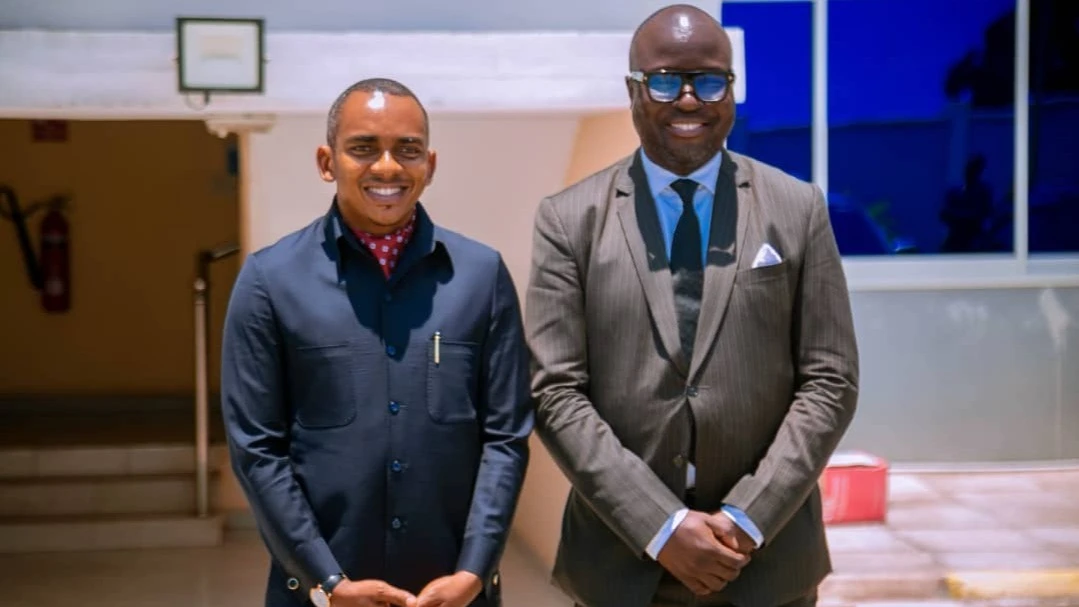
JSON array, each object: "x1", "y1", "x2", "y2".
[{"x1": 325, "y1": 77, "x2": 430, "y2": 147}]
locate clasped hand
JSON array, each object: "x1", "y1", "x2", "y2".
[
  {"x1": 330, "y1": 571, "x2": 483, "y2": 607},
  {"x1": 656, "y1": 510, "x2": 756, "y2": 597}
]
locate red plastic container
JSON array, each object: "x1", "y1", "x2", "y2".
[{"x1": 820, "y1": 451, "x2": 889, "y2": 525}]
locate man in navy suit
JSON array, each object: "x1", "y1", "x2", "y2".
[{"x1": 221, "y1": 77, "x2": 533, "y2": 607}]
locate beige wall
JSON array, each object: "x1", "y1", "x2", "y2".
[
  {"x1": 510, "y1": 109, "x2": 639, "y2": 567},
  {"x1": 565, "y1": 110, "x2": 639, "y2": 185},
  {"x1": 0, "y1": 119, "x2": 239, "y2": 395}
]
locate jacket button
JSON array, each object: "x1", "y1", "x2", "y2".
[
  {"x1": 388, "y1": 401, "x2": 401, "y2": 415},
  {"x1": 287, "y1": 578, "x2": 300, "y2": 590},
  {"x1": 391, "y1": 460, "x2": 403, "y2": 473},
  {"x1": 686, "y1": 386, "x2": 699, "y2": 397},
  {"x1": 391, "y1": 517, "x2": 403, "y2": 530},
  {"x1": 386, "y1": 345, "x2": 397, "y2": 357},
  {"x1": 673, "y1": 454, "x2": 686, "y2": 468}
]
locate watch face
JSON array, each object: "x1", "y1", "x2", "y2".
[{"x1": 309, "y1": 588, "x2": 330, "y2": 607}]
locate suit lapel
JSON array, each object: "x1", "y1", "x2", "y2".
[
  {"x1": 689, "y1": 151, "x2": 754, "y2": 380},
  {"x1": 615, "y1": 153, "x2": 689, "y2": 375}
]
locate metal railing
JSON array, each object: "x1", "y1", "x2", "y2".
[{"x1": 193, "y1": 243, "x2": 239, "y2": 517}]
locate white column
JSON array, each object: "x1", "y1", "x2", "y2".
[
  {"x1": 1014, "y1": 0, "x2": 1030, "y2": 267},
  {"x1": 812, "y1": 0, "x2": 829, "y2": 195},
  {"x1": 203, "y1": 114, "x2": 277, "y2": 255}
]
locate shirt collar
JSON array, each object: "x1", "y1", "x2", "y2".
[
  {"x1": 350, "y1": 208, "x2": 417, "y2": 249},
  {"x1": 349, "y1": 210, "x2": 417, "y2": 276},
  {"x1": 638, "y1": 149, "x2": 724, "y2": 201},
  {"x1": 325, "y1": 199, "x2": 449, "y2": 267}
]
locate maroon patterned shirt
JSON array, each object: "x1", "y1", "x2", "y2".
[{"x1": 352, "y1": 211, "x2": 417, "y2": 279}]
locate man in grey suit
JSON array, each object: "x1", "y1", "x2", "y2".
[{"x1": 525, "y1": 5, "x2": 859, "y2": 607}]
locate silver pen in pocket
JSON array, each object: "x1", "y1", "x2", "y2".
[{"x1": 434, "y1": 331, "x2": 441, "y2": 365}]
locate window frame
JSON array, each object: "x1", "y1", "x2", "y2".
[{"x1": 720, "y1": 0, "x2": 1079, "y2": 291}]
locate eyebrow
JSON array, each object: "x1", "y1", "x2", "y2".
[
  {"x1": 343, "y1": 135, "x2": 425, "y2": 145},
  {"x1": 344, "y1": 135, "x2": 376, "y2": 143}
]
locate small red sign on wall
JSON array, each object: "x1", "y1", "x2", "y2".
[{"x1": 31, "y1": 120, "x2": 69, "y2": 143}]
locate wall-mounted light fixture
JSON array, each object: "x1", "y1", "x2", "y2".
[{"x1": 176, "y1": 16, "x2": 265, "y2": 109}]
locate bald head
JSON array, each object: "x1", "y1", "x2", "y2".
[
  {"x1": 625, "y1": 4, "x2": 735, "y2": 176},
  {"x1": 629, "y1": 4, "x2": 729, "y2": 70}
]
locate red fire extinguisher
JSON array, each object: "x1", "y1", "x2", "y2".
[
  {"x1": 39, "y1": 206, "x2": 71, "y2": 313},
  {"x1": 1, "y1": 188, "x2": 72, "y2": 313}
]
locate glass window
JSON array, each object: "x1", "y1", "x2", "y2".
[
  {"x1": 1028, "y1": 0, "x2": 1079, "y2": 253},
  {"x1": 828, "y1": 0, "x2": 1017, "y2": 255},
  {"x1": 722, "y1": 1, "x2": 813, "y2": 183}
]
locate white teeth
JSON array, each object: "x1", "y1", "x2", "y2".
[
  {"x1": 672, "y1": 123, "x2": 704, "y2": 131},
  {"x1": 367, "y1": 187, "x2": 403, "y2": 196}
]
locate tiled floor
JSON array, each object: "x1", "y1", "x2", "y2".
[
  {"x1": 832, "y1": 602, "x2": 1079, "y2": 606},
  {"x1": 0, "y1": 529, "x2": 570, "y2": 607},
  {"x1": 0, "y1": 530, "x2": 267, "y2": 607},
  {"x1": 825, "y1": 468, "x2": 1079, "y2": 577},
  {"x1": 0, "y1": 468, "x2": 1076, "y2": 606},
  {"x1": 820, "y1": 468, "x2": 1079, "y2": 604}
]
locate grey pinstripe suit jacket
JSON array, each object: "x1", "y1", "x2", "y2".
[{"x1": 525, "y1": 149, "x2": 859, "y2": 607}]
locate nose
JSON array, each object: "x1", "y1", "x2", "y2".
[
  {"x1": 371, "y1": 150, "x2": 403, "y2": 176},
  {"x1": 674, "y1": 83, "x2": 702, "y2": 111}
]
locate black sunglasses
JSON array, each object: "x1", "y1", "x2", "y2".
[{"x1": 627, "y1": 69, "x2": 735, "y2": 103}]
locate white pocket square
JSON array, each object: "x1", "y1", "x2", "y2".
[{"x1": 751, "y1": 243, "x2": 783, "y2": 268}]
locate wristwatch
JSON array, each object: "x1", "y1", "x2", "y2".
[{"x1": 309, "y1": 573, "x2": 347, "y2": 607}]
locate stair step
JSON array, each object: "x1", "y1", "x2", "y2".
[
  {"x1": 0, "y1": 472, "x2": 220, "y2": 517},
  {"x1": 0, "y1": 397, "x2": 225, "y2": 444},
  {"x1": 0, "y1": 444, "x2": 229, "y2": 479},
  {"x1": 0, "y1": 513, "x2": 225, "y2": 553}
]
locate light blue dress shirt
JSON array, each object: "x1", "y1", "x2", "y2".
[{"x1": 637, "y1": 150, "x2": 765, "y2": 559}]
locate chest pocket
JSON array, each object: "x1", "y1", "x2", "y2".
[
  {"x1": 427, "y1": 339, "x2": 479, "y2": 424},
  {"x1": 289, "y1": 344, "x2": 359, "y2": 429},
  {"x1": 733, "y1": 261, "x2": 793, "y2": 337}
]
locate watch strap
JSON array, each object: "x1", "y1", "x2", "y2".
[{"x1": 321, "y1": 573, "x2": 347, "y2": 595}]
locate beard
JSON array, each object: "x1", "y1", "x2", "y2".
[
  {"x1": 644, "y1": 129, "x2": 723, "y2": 175},
  {"x1": 663, "y1": 138, "x2": 719, "y2": 172},
  {"x1": 632, "y1": 106, "x2": 727, "y2": 175}
]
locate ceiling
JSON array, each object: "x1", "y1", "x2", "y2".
[{"x1": 1, "y1": 0, "x2": 720, "y2": 32}]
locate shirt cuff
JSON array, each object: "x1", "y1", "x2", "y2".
[
  {"x1": 645, "y1": 508, "x2": 689, "y2": 560},
  {"x1": 721, "y1": 505, "x2": 764, "y2": 548}
]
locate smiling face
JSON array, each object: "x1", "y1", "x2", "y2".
[
  {"x1": 316, "y1": 90, "x2": 436, "y2": 235},
  {"x1": 628, "y1": 7, "x2": 735, "y2": 175}
]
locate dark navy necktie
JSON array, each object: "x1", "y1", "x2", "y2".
[
  {"x1": 669, "y1": 178, "x2": 704, "y2": 357},
  {"x1": 669, "y1": 177, "x2": 703, "y2": 462}
]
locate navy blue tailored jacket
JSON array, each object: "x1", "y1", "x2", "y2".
[{"x1": 220, "y1": 201, "x2": 533, "y2": 607}]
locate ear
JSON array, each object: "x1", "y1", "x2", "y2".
[
  {"x1": 425, "y1": 149, "x2": 438, "y2": 186},
  {"x1": 316, "y1": 145, "x2": 335, "y2": 183}
]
